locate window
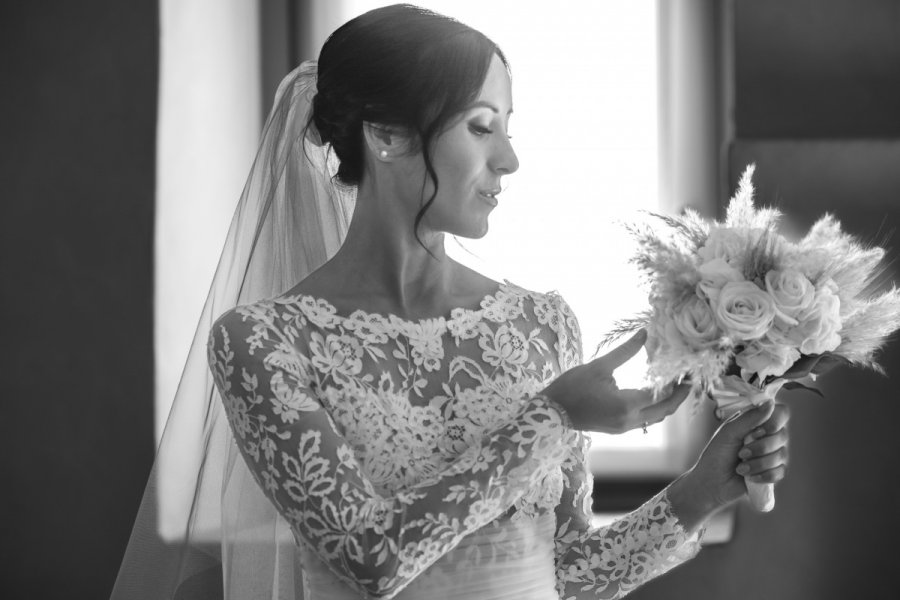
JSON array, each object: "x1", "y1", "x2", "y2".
[
  {"x1": 155, "y1": 0, "x2": 712, "y2": 539},
  {"x1": 324, "y1": 0, "x2": 700, "y2": 478},
  {"x1": 154, "y1": 0, "x2": 262, "y2": 540}
]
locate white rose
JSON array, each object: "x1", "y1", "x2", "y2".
[
  {"x1": 785, "y1": 280, "x2": 842, "y2": 354},
  {"x1": 714, "y1": 281, "x2": 776, "y2": 341},
  {"x1": 736, "y1": 335, "x2": 801, "y2": 379},
  {"x1": 672, "y1": 295, "x2": 720, "y2": 349},
  {"x1": 696, "y1": 257, "x2": 745, "y2": 304},
  {"x1": 765, "y1": 269, "x2": 814, "y2": 327}
]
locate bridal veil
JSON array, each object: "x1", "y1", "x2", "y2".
[{"x1": 111, "y1": 61, "x2": 354, "y2": 599}]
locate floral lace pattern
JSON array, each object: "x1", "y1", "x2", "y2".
[
  {"x1": 552, "y1": 432, "x2": 702, "y2": 599},
  {"x1": 208, "y1": 281, "x2": 700, "y2": 599}
]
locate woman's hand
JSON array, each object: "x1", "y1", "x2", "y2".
[
  {"x1": 668, "y1": 401, "x2": 791, "y2": 531},
  {"x1": 542, "y1": 330, "x2": 691, "y2": 434}
]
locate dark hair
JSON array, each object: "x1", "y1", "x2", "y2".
[{"x1": 311, "y1": 4, "x2": 507, "y2": 244}]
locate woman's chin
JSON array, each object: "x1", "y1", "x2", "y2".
[
  {"x1": 453, "y1": 221, "x2": 490, "y2": 240},
  {"x1": 427, "y1": 215, "x2": 491, "y2": 241}
]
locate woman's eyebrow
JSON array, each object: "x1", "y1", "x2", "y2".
[{"x1": 467, "y1": 100, "x2": 513, "y2": 115}]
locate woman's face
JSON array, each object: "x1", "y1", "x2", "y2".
[{"x1": 418, "y1": 53, "x2": 519, "y2": 239}]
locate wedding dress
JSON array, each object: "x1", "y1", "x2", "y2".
[
  {"x1": 207, "y1": 280, "x2": 702, "y2": 599},
  {"x1": 112, "y1": 61, "x2": 701, "y2": 600}
]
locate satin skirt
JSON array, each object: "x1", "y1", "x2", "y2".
[{"x1": 299, "y1": 513, "x2": 559, "y2": 600}]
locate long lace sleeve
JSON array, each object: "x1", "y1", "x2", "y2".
[
  {"x1": 207, "y1": 306, "x2": 572, "y2": 600},
  {"x1": 550, "y1": 298, "x2": 702, "y2": 599},
  {"x1": 552, "y1": 436, "x2": 702, "y2": 599}
]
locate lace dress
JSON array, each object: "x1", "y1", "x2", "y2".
[{"x1": 207, "y1": 281, "x2": 702, "y2": 600}]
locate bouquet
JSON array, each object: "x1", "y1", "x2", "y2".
[{"x1": 610, "y1": 165, "x2": 900, "y2": 511}]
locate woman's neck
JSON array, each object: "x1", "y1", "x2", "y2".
[{"x1": 313, "y1": 176, "x2": 458, "y2": 318}]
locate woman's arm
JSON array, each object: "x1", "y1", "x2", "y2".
[
  {"x1": 207, "y1": 306, "x2": 574, "y2": 600},
  {"x1": 552, "y1": 401, "x2": 791, "y2": 600},
  {"x1": 549, "y1": 295, "x2": 702, "y2": 599},
  {"x1": 552, "y1": 436, "x2": 703, "y2": 600}
]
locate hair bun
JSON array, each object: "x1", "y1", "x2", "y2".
[
  {"x1": 310, "y1": 92, "x2": 336, "y2": 145},
  {"x1": 311, "y1": 90, "x2": 364, "y2": 184}
]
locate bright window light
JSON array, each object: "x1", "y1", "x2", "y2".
[
  {"x1": 156, "y1": 7, "x2": 699, "y2": 529},
  {"x1": 332, "y1": 1, "x2": 689, "y2": 476},
  {"x1": 155, "y1": 0, "x2": 261, "y2": 442},
  {"x1": 155, "y1": 0, "x2": 261, "y2": 540}
]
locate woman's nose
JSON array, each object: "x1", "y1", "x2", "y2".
[{"x1": 491, "y1": 134, "x2": 519, "y2": 175}]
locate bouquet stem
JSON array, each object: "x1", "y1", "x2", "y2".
[{"x1": 746, "y1": 479, "x2": 775, "y2": 512}]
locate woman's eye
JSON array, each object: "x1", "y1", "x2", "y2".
[{"x1": 469, "y1": 124, "x2": 493, "y2": 136}]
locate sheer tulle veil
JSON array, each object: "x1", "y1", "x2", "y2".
[{"x1": 111, "y1": 61, "x2": 355, "y2": 599}]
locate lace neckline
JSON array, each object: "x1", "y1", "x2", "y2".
[{"x1": 278, "y1": 278, "x2": 522, "y2": 329}]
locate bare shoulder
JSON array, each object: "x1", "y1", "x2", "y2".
[
  {"x1": 279, "y1": 262, "x2": 367, "y2": 314},
  {"x1": 449, "y1": 259, "x2": 503, "y2": 304},
  {"x1": 281, "y1": 264, "x2": 341, "y2": 299}
]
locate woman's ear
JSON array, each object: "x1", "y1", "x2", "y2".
[{"x1": 362, "y1": 122, "x2": 411, "y2": 162}]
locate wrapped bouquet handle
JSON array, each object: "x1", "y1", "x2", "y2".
[{"x1": 712, "y1": 375, "x2": 787, "y2": 512}]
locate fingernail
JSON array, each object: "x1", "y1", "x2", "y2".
[
  {"x1": 736, "y1": 464, "x2": 749, "y2": 475},
  {"x1": 739, "y1": 448, "x2": 751, "y2": 460},
  {"x1": 754, "y1": 427, "x2": 766, "y2": 438}
]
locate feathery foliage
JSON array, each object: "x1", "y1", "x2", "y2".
[{"x1": 616, "y1": 164, "x2": 900, "y2": 405}]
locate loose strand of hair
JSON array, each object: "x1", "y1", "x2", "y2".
[{"x1": 414, "y1": 141, "x2": 440, "y2": 260}]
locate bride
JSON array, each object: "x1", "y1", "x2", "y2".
[{"x1": 113, "y1": 4, "x2": 790, "y2": 599}]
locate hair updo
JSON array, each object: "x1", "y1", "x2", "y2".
[{"x1": 311, "y1": 4, "x2": 506, "y2": 240}]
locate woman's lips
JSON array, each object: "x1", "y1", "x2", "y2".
[{"x1": 479, "y1": 189, "x2": 500, "y2": 207}]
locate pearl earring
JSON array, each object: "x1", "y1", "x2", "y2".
[{"x1": 379, "y1": 150, "x2": 389, "y2": 159}]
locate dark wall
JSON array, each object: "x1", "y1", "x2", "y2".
[
  {"x1": 734, "y1": 0, "x2": 900, "y2": 138},
  {"x1": 634, "y1": 1, "x2": 900, "y2": 598},
  {"x1": 0, "y1": 1, "x2": 157, "y2": 598}
]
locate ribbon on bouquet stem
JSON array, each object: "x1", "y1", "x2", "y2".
[{"x1": 711, "y1": 375, "x2": 786, "y2": 512}]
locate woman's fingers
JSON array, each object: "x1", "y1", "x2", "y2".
[
  {"x1": 637, "y1": 383, "x2": 692, "y2": 423},
  {"x1": 738, "y1": 445, "x2": 789, "y2": 475},
  {"x1": 593, "y1": 385, "x2": 687, "y2": 434},
  {"x1": 736, "y1": 423, "x2": 789, "y2": 485},
  {"x1": 722, "y1": 401, "x2": 776, "y2": 442},
  {"x1": 740, "y1": 427, "x2": 788, "y2": 459},
  {"x1": 615, "y1": 388, "x2": 654, "y2": 407},
  {"x1": 592, "y1": 329, "x2": 647, "y2": 372},
  {"x1": 748, "y1": 465, "x2": 787, "y2": 484},
  {"x1": 742, "y1": 403, "x2": 791, "y2": 444}
]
